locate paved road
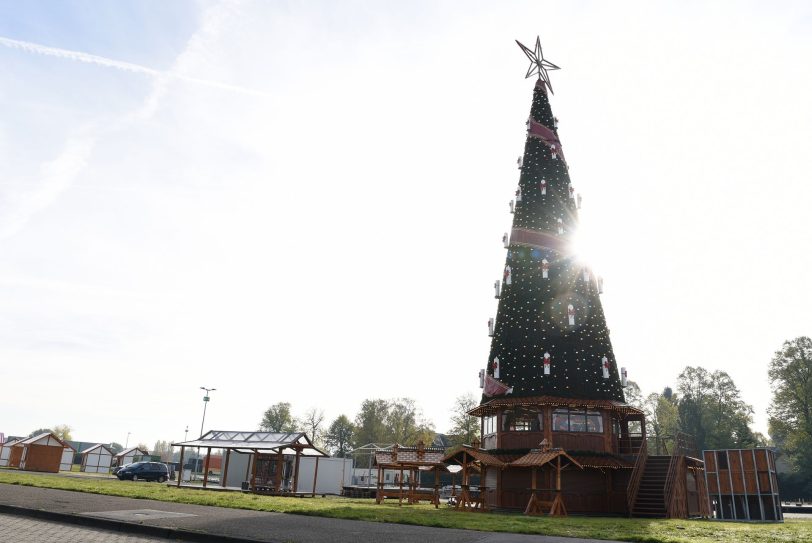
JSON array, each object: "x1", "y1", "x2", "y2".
[
  {"x1": 0, "y1": 483, "x2": 622, "y2": 543},
  {"x1": 0, "y1": 513, "x2": 172, "y2": 543}
]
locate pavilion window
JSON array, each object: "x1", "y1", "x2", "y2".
[
  {"x1": 628, "y1": 419, "x2": 643, "y2": 436},
  {"x1": 502, "y1": 407, "x2": 541, "y2": 432},
  {"x1": 483, "y1": 415, "x2": 497, "y2": 436},
  {"x1": 552, "y1": 408, "x2": 603, "y2": 433}
]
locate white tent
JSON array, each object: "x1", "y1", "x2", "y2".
[{"x1": 80, "y1": 444, "x2": 113, "y2": 473}]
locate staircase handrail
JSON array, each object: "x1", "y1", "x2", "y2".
[
  {"x1": 662, "y1": 431, "x2": 692, "y2": 518},
  {"x1": 625, "y1": 436, "x2": 647, "y2": 516}
]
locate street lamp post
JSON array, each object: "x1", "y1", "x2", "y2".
[
  {"x1": 198, "y1": 387, "x2": 215, "y2": 480},
  {"x1": 125, "y1": 432, "x2": 131, "y2": 448}
]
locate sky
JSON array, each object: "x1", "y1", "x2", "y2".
[{"x1": 1, "y1": 0, "x2": 811, "y2": 449}]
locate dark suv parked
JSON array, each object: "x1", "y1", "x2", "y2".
[{"x1": 116, "y1": 461, "x2": 170, "y2": 482}]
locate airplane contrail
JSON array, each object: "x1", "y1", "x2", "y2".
[{"x1": 0, "y1": 35, "x2": 271, "y2": 98}]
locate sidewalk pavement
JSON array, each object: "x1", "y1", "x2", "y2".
[{"x1": 0, "y1": 483, "x2": 624, "y2": 543}]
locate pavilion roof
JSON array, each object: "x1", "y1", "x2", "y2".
[
  {"x1": 511, "y1": 448, "x2": 582, "y2": 469},
  {"x1": 469, "y1": 395, "x2": 643, "y2": 417},
  {"x1": 443, "y1": 446, "x2": 509, "y2": 468},
  {"x1": 20, "y1": 432, "x2": 74, "y2": 450},
  {"x1": 373, "y1": 443, "x2": 446, "y2": 467},
  {"x1": 172, "y1": 430, "x2": 327, "y2": 456},
  {"x1": 568, "y1": 453, "x2": 633, "y2": 469}
]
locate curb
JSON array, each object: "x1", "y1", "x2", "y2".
[{"x1": 0, "y1": 503, "x2": 267, "y2": 543}]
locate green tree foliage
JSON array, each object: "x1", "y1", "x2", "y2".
[
  {"x1": 52, "y1": 424, "x2": 72, "y2": 441},
  {"x1": 28, "y1": 428, "x2": 53, "y2": 438},
  {"x1": 624, "y1": 381, "x2": 644, "y2": 409},
  {"x1": 644, "y1": 389, "x2": 680, "y2": 454},
  {"x1": 352, "y1": 399, "x2": 390, "y2": 446},
  {"x1": 447, "y1": 393, "x2": 480, "y2": 447},
  {"x1": 352, "y1": 398, "x2": 434, "y2": 447},
  {"x1": 325, "y1": 415, "x2": 354, "y2": 458},
  {"x1": 677, "y1": 366, "x2": 757, "y2": 451},
  {"x1": 259, "y1": 402, "x2": 298, "y2": 432},
  {"x1": 768, "y1": 337, "x2": 812, "y2": 482}
]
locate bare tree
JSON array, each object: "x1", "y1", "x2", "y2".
[{"x1": 302, "y1": 407, "x2": 325, "y2": 447}]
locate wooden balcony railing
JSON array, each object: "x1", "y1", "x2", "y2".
[{"x1": 625, "y1": 437, "x2": 647, "y2": 516}]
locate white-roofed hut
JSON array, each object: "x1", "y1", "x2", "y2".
[
  {"x1": 0, "y1": 438, "x2": 23, "y2": 467},
  {"x1": 113, "y1": 446, "x2": 148, "y2": 468},
  {"x1": 80, "y1": 444, "x2": 114, "y2": 473},
  {"x1": 13, "y1": 432, "x2": 75, "y2": 473},
  {"x1": 172, "y1": 430, "x2": 329, "y2": 494}
]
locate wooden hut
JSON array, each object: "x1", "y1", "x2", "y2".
[
  {"x1": 703, "y1": 448, "x2": 782, "y2": 521},
  {"x1": 80, "y1": 444, "x2": 114, "y2": 473},
  {"x1": 0, "y1": 438, "x2": 23, "y2": 467},
  {"x1": 372, "y1": 441, "x2": 446, "y2": 507},
  {"x1": 113, "y1": 446, "x2": 148, "y2": 468},
  {"x1": 15, "y1": 433, "x2": 75, "y2": 473}
]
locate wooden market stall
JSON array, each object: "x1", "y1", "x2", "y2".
[
  {"x1": 113, "y1": 447, "x2": 149, "y2": 468},
  {"x1": 441, "y1": 439, "x2": 508, "y2": 511},
  {"x1": 373, "y1": 441, "x2": 446, "y2": 507},
  {"x1": 703, "y1": 448, "x2": 781, "y2": 521},
  {"x1": 0, "y1": 438, "x2": 23, "y2": 467},
  {"x1": 510, "y1": 441, "x2": 582, "y2": 516},
  {"x1": 80, "y1": 444, "x2": 114, "y2": 473},
  {"x1": 172, "y1": 430, "x2": 328, "y2": 493},
  {"x1": 13, "y1": 433, "x2": 74, "y2": 473}
]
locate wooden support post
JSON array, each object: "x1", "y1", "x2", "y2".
[
  {"x1": 222, "y1": 449, "x2": 231, "y2": 488},
  {"x1": 275, "y1": 450, "x2": 283, "y2": 491},
  {"x1": 249, "y1": 451, "x2": 258, "y2": 491},
  {"x1": 398, "y1": 467, "x2": 404, "y2": 506},
  {"x1": 176, "y1": 446, "x2": 185, "y2": 487},
  {"x1": 312, "y1": 455, "x2": 320, "y2": 497},
  {"x1": 202, "y1": 447, "x2": 212, "y2": 488},
  {"x1": 293, "y1": 447, "x2": 302, "y2": 493}
]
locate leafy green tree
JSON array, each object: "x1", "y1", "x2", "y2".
[
  {"x1": 447, "y1": 393, "x2": 480, "y2": 447},
  {"x1": 325, "y1": 415, "x2": 354, "y2": 458},
  {"x1": 644, "y1": 390, "x2": 680, "y2": 454},
  {"x1": 52, "y1": 424, "x2": 72, "y2": 441},
  {"x1": 352, "y1": 399, "x2": 390, "y2": 447},
  {"x1": 768, "y1": 337, "x2": 812, "y2": 479},
  {"x1": 259, "y1": 402, "x2": 298, "y2": 432},
  {"x1": 677, "y1": 366, "x2": 756, "y2": 451},
  {"x1": 624, "y1": 381, "x2": 644, "y2": 409},
  {"x1": 385, "y1": 398, "x2": 435, "y2": 445}
]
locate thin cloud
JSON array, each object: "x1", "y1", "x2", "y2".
[{"x1": 0, "y1": 35, "x2": 271, "y2": 98}]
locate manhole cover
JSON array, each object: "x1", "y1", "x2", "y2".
[{"x1": 81, "y1": 509, "x2": 197, "y2": 521}]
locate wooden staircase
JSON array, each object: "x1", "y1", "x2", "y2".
[{"x1": 632, "y1": 455, "x2": 671, "y2": 517}]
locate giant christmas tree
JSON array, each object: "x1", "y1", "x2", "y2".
[{"x1": 483, "y1": 38, "x2": 625, "y2": 404}]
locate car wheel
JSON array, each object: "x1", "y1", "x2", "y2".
[
  {"x1": 132, "y1": 474, "x2": 139, "y2": 482},
  {"x1": 157, "y1": 475, "x2": 166, "y2": 483}
]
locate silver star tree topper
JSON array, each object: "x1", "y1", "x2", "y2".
[{"x1": 516, "y1": 36, "x2": 560, "y2": 94}]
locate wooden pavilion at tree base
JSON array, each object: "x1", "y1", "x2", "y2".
[{"x1": 373, "y1": 441, "x2": 446, "y2": 507}]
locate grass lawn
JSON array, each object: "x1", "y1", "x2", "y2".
[{"x1": 0, "y1": 470, "x2": 809, "y2": 543}]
